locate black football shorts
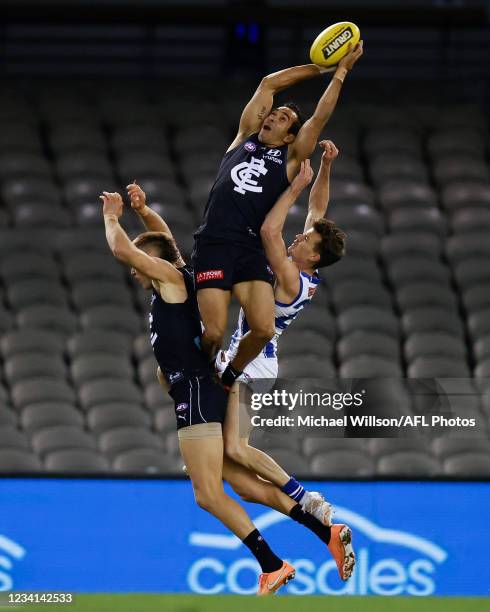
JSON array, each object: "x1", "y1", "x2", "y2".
[{"x1": 169, "y1": 373, "x2": 227, "y2": 430}]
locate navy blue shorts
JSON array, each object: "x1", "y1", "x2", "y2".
[
  {"x1": 192, "y1": 239, "x2": 274, "y2": 290},
  {"x1": 168, "y1": 374, "x2": 227, "y2": 430}
]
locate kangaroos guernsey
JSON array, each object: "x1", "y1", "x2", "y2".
[
  {"x1": 195, "y1": 133, "x2": 290, "y2": 247},
  {"x1": 149, "y1": 265, "x2": 209, "y2": 384}
]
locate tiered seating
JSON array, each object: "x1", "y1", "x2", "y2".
[{"x1": 0, "y1": 84, "x2": 489, "y2": 477}]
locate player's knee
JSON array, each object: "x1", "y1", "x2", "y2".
[
  {"x1": 203, "y1": 324, "x2": 225, "y2": 348},
  {"x1": 224, "y1": 439, "x2": 249, "y2": 466},
  {"x1": 193, "y1": 487, "x2": 218, "y2": 512},
  {"x1": 251, "y1": 320, "x2": 275, "y2": 343}
]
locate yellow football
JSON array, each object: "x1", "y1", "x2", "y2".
[{"x1": 309, "y1": 22, "x2": 361, "y2": 67}]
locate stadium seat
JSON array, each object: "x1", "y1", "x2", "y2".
[
  {"x1": 71, "y1": 281, "x2": 133, "y2": 311},
  {"x1": 1, "y1": 329, "x2": 64, "y2": 359},
  {"x1": 337, "y1": 331, "x2": 400, "y2": 361},
  {"x1": 340, "y1": 355, "x2": 403, "y2": 378},
  {"x1": 279, "y1": 356, "x2": 336, "y2": 379},
  {"x1": 451, "y1": 208, "x2": 490, "y2": 234},
  {"x1": 67, "y1": 330, "x2": 132, "y2": 359},
  {"x1": 468, "y1": 312, "x2": 490, "y2": 340},
  {"x1": 332, "y1": 281, "x2": 392, "y2": 311},
  {"x1": 310, "y1": 450, "x2": 375, "y2": 477},
  {"x1": 388, "y1": 207, "x2": 447, "y2": 237},
  {"x1": 446, "y1": 233, "x2": 490, "y2": 263},
  {"x1": 20, "y1": 403, "x2": 84, "y2": 432},
  {"x1": 16, "y1": 305, "x2": 77, "y2": 337},
  {"x1": 71, "y1": 354, "x2": 134, "y2": 386},
  {"x1": 11, "y1": 378, "x2": 76, "y2": 410},
  {"x1": 44, "y1": 449, "x2": 110, "y2": 473},
  {"x1": 0, "y1": 427, "x2": 30, "y2": 450},
  {"x1": 381, "y1": 232, "x2": 442, "y2": 260},
  {"x1": 4, "y1": 353, "x2": 66, "y2": 385},
  {"x1": 0, "y1": 449, "x2": 42, "y2": 473},
  {"x1": 368, "y1": 438, "x2": 429, "y2": 457},
  {"x1": 1, "y1": 253, "x2": 60, "y2": 283},
  {"x1": 370, "y1": 158, "x2": 428, "y2": 186},
  {"x1": 31, "y1": 425, "x2": 96, "y2": 457},
  {"x1": 443, "y1": 453, "x2": 490, "y2": 477},
  {"x1": 432, "y1": 438, "x2": 490, "y2": 460},
  {"x1": 12, "y1": 203, "x2": 72, "y2": 229},
  {"x1": 153, "y1": 407, "x2": 177, "y2": 433},
  {"x1": 7, "y1": 280, "x2": 68, "y2": 311},
  {"x1": 404, "y1": 333, "x2": 467, "y2": 361},
  {"x1": 378, "y1": 180, "x2": 437, "y2": 210},
  {"x1": 98, "y1": 426, "x2": 164, "y2": 459},
  {"x1": 377, "y1": 452, "x2": 440, "y2": 476},
  {"x1": 302, "y1": 437, "x2": 368, "y2": 457},
  {"x1": 80, "y1": 306, "x2": 144, "y2": 336},
  {"x1": 441, "y1": 183, "x2": 490, "y2": 212},
  {"x1": 463, "y1": 286, "x2": 490, "y2": 313},
  {"x1": 78, "y1": 379, "x2": 143, "y2": 411},
  {"x1": 387, "y1": 258, "x2": 451, "y2": 288},
  {"x1": 395, "y1": 283, "x2": 458, "y2": 311},
  {"x1": 428, "y1": 129, "x2": 485, "y2": 158},
  {"x1": 279, "y1": 330, "x2": 334, "y2": 359},
  {"x1": 0, "y1": 406, "x2": 17, "y2": 427},
  {"x1": 473, "y1": 335, "x2": 490, "y2": 362},
  {"x1": 433, "y1": 158, "x2": 489, "y2": 186},
  {"x1": 338, "y1": 306, "x2": 399, "y2": 337},
  {"x1": 86, "y1": 403, "x2": 151, "y2": 433},
  {"x1": 325, "y1": 257, "x2": 380, "y2": 283},
  {"x1": 402, "y1": 308, "x2": 465, "y2": 338},
  {"x1": 454, "y1": 259, "x2": 490, "y2": 289},
  {"x1": 113, "y1": 449, "x2": 182, "y2": 475}
]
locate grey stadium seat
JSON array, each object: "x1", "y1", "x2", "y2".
[
  {"x1": 113, "y1": 449, "x2": 182, "y2": 475},
  {"x1": 4, "y1": 353, "x2": 66, "y2": 385},
  {"x1": 454, "y1": 259, "x2": 490, "y2": 289},
  {"x1": 0, "y1": 428, "x2": 30, "y2": 450},
  {"x1": 474, "y1": 335, "x2": 490, "y2": 362},
  {"x1": 16, "y1": 305, "x2": 77, "y2": 337},
  {"x1": 44, "y1": 449, "x2": 110, "y2": 473},
  {"x1": 98, "y1": 426, "x2": 164, "y2": 459},
  {"x1": 325, "y1": 258, "x2": 380, "y2": 283},
  {"x1": 474, "y1": 359, "x2": 490, "y2": 379},
  {"x1": 86, "y1": 403, "x2": 151, "y2": 434},
  {"x1": 78, "y1": 379, "x2": 143, "y2": 411},
  {"x1": 31, "y1": 425, "x2": 96, "y2": 457},
  {"x1": 441, "y1": 183, "x2": 490, "y2": 212},
  {"x1": 468, "y1": 312, "x2": 490, "y2": 340},
  {"x1": 396, "y1": 283, "x2": 458, "y2": 311},
  {"x1": 327, "y1": 203, "x2": 382, "y2": 236},
  {"x1": 388, "y1": 207, "x2": 447, "y2": 237},
  {"x1": 153, "y1": 407, "x2": 178, "y2": 433},
  {"x1": 116, "y1": 152, "x2": 175, "y2": 181},
  {"x1": 71, "y1": 353, "x2": 133, "y2": 387},
  {"x1": 432, "y1": 438, "x2": 490, "y2": 460},
  {"x1": 0, "y1": 449, "x2": 42, "y2": 473},
  {"x1": 279, "y1": 356, "x2": 336, "y2": 379},
  {"x1": 446, "y1": 233, "x2": 490, "y2": 263},
  {"x1": 428, "y1": 129, "x2": 485, "y2": 158},
  {"x1": 0, "y1": 307, "x2": 14, "y2": 334},
  {"x1": 310, "y1": 450, "x2": 375, "y2": 478},
  {"x1": 1, "y1": 329, "x2": 64, "y2": 359},
  {"x1": 377, "y1": 452, "x2": 440, "y2": 477},
  {"x1": 1, "y1": 177, "x2": 61, "y2": 207},
  {"x1": 80, "y1": 306, "x2": 144, "y2": 336},
  {"x1": 463, "y1": 286, "x2": 490, "y2": 312},
  {"x1": 303, "y1": 437, "x2": 368, "y2": 457},
  {"x1": 55, "y1": 153, "x2": 113, "y2": 180},
  {"x1": 451, "y1": 208, "x2": 490, "y2": 234},
  {"x1": 145, "y1": 383, "x2": 172, "y2": 411},
  {"x1": 405, "y1": 333, "x2": 467, "y2": 361},
  {"x1": 20, "y1": 403, "x2": 84, "y2": 432},
  {"x1": 67, "y1": 330, "x2": 132, "y2": 359},
  {"x1": 62, "y1": 253, "x2": 126, "y2": 283},
  {"x1": 378, "y1": 181, "x2": 437, "y2": 211},
  {"x1": 279, "y1": 330, "x2": 334, "y2": 359},
  {"x1": 138, "y1": 356, "x2": 159, "y2": 386},
  {"x1": 382, "y1": 233, "x2": 442, "y2": 260},
  {"x1": 387, "y1": 258, "x2": 451, "y2": 288},
  {"x1": 332, "y1": 281, "x2": 392, "y2": 311},
  {"x1": 402, "y1": 308, "x2": 465, "y2": 338},
  {"x1": 443, "y1": 453, "x2": 490, "y2": 477},
  {"x1": 338, "y1": 306, "x2": 400, "y2": 337},
  {"x1": 12, "y1": 203, "x2": 72, "y2": 229},
  {"x1": 338, "y1": 331, "x2": 400, "y2": 361},
  {"x1": 368, "y1": 438, "x2": 429, "y2": 457},
  {"x1": 433, "y1": 158, "x2": 489, "y2": 185},
  {"x1": 340, "y1": 355, "x2": 403, "y2": 378},
  {"x1": 288, "y1": 308, "x2": 336, "y2": 340},
  {"x1": 7, "y1": 280, "x2": 67, "y2": 311},
  {"x1": 371, "y1": 158, "x2": 428, "y2": 186},
  {"x1": 71, "y1": 281, "x2": 133, "y2": 311},
  {"x1": 11, "y1": 378, "x2": 76, "y2": 410},
  {"x1": 1, "y1": 253, "x2": 60, "y2": 283}
]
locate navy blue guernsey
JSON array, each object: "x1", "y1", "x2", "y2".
[
  {"x1": 195, "y1": 133, "x2": 290, "y2": 248},
  {"x1": 149, "y1": 265, "x2": 210, "y2": 382}
]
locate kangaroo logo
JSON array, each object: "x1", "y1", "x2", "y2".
[
  {"x1": 231, "y1": 157, "x2": 268, "y2": 195},
  {"x1": 0, "y1": 534, "x2": 26, "y2": 591}
]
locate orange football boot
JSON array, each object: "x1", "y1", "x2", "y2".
[
  {"x1": 256, "y1": 560, "x2": 296, "y2": 596},
  {"x1": 327, "y1": 524, "x2": 356, "y2": 581}
]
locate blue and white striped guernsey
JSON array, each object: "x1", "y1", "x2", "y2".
[{"x1": 228, "y1": 269, "x2": 322, "y2": 360}]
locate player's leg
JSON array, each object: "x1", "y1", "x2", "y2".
[
  {"x1": 196, "y1": 287, "x2": 231, "y2": 359},
  {"x1": 221, "y1": 455, "x2": 354, "y2": 581},
  {"x1": 224, "y1": 383, "x2": 333, "y2": 525},
  {"x1": 179, "y1": 424, "x2": 295, "y2": 592},
  {"x1": 231, "y1": 280, "x2": 275, "y2": 372}
]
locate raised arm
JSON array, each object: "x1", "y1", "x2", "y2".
[
  {"x1": 290, "y1": 42, "x2": 363, "y2": 163},
  {"x1": 127, "y1": 182, "x2": 173, "y2": 236},
  {"x1": 260, "y1": 161, "x2": 314, "y2": 300},
  {"x1": 101, "y1": 191, "x2": 182, "y2": 285},
  {"x1": 228, "y1": 64, "x2": 326, "y2": 152},
  {"x1": 303, "y1": 140, "x2": 338, "y2": 233}
]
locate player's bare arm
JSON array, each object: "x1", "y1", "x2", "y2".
[
  {"x1": 127, "y1": 182, "x2": 173, "y2": 236},
  {"x1": 100, "y1": 191, "x2": 183, "y2": 288},
  {"x1": 303, "y1": 140, "x2": 338, "y2": 233},
  {"x1": 228, "y1": 64, "x2": 330, "y2": 152},
  {"x1": 260, "y1": 160, "x2": 314, "y2": 302},
  {"x1": 288, "y1": 42, "x2": 363, "y2": 177}
]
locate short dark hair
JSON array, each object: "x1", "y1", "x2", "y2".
[
  {"x1": 312, "y1": 218, "x2": 346, "y2": 268},
  {"x1": 133, "y1": 231, "x2": 181, "y2": 264},
  {"x1": 276, "y1": 101, "x2": 304, "y2": 136}
]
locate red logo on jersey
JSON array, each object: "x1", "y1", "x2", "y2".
[
  {"x1": 196, "y1": 270, "x2": 224, "y2": 283},
  {"x1": 308, "y1": 286, "x2": 317, "y2": 297}
]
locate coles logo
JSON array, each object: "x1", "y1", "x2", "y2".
[
  {"x1": 0, "y1": 534, "x2": 26, "y2": 591},
  {"x1": 196, "y1": 270, "x2": 224, "y2": 283},
  {"x1": 244, "y1": 142, "x2": 257, "y2": 152},
  {"x1": 186, "y1": 506, "x2": 447, "y2": 596}
]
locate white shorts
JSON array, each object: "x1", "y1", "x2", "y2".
[{"x1": 216, "y1": 350, "x2": 278, "y2": 393}]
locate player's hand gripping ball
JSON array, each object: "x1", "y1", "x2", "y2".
[{"x1": 310, "y1": 22, "x2": 361, "y2": 68}]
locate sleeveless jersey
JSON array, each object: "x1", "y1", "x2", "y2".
[
  {"x1": 149, "y1": 265, "x2": 210, "y2": 381},
  {"x1": 228, "y1": 269, "x2": 322, "y2": 360},
  {"x1": 195, "y1": 133, "x2": 290, "y2": 247}
]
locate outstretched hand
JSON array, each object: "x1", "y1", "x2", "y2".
[
  {"x1": 291, "y1": 159, "x2": 314, "y2": 195},
  {"x1": 338, "y1": 40, "x2": 364, "y2": 71},
  {"x1": 127, "y1": 181, "x2": 147, "y2": 213},
  {"x1": 319, "y1": 139, "x2": 339, "y2": 163},
  {"x1": 100, "y1": 191, "x2": 124, "y2": 218}
]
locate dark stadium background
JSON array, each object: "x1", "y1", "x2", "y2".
[{"x1": 0, "y1": 0, "x2": 489, "y2": 605}]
